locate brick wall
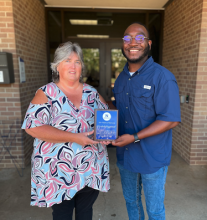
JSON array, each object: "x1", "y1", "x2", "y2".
[
  {"x1": 0, "y1": 0, "x2": 48, "y2": 168},
  {"x1": 163, "y1": 0, "x2": 207, "y2": 165}
]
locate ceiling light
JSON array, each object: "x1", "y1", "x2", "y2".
[
  {"x1": 77, "y1": 35, "x2": 109, "y2": 39},
  {"x1": 70, "y1": 19, "x2": 97, "y2": 25}
]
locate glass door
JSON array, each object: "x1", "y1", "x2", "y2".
[
  {"x1": 82, "y1": 48, "x2": 100, "y2": 89},
  {"x1": 110, "y1": 48, "x2": 127, "y2": 101},
  {"x1": 71, "y1": 39, "x2": 107, "y2": 100},
  {"x1": 72, "y1": 40, "x2": 126, "y2": 102},
  {"x1": 104, "y1": 41, "x2": 126, "y2": 101}
]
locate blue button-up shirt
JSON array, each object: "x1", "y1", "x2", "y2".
[{"x1": 113, "y1": 57, "x2": 181, "y2": 174}]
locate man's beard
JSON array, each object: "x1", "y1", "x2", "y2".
[{"x1": 122, "y1": 44, "x2": 150, "y2": 64}]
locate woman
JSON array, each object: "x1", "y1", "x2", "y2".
[{"x1": 21, "y1": 42, "x2": 110, "y2": 220}]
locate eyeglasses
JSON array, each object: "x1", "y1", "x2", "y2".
[{"x1": 122, "y1": 35, "x2": 150, "y2": 44}]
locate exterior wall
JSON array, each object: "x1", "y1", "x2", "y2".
[
  {"x1": 163, "y1": 0, "x2": 207, "y2": 165},
  {"x1": 0, "y1": 0, "x2": 19, "y2": 169},
  {"x1": 0, "y1": 0, "x2": 48, "y2": 168}
]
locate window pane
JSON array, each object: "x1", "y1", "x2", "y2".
[
  {"x1": 111, "y1": 49, "x2": 127, "y2": 100},
  {"x1": 82, "y1": 48, "x2": 100, "y2": 87}
]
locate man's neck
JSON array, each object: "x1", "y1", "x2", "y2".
[{"x1": 128, "y1": 56, "x2": 148, "y2": 72}]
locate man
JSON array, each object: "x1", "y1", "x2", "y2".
[{"x1": 111, "y1": 22, "x2": 181, "y2": 220}]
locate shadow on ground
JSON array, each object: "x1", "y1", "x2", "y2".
[{"x1": 0, "y1": 148, "x2": 207, "y2": 220}]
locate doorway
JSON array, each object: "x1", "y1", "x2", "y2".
[{"x1": 46, "y1": 9, "x2": 163, "y2": 100}]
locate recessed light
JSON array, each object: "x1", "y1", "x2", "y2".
[
  {"x1": 70, "y1": 20, "x2": 97, "y2": 25},
  {"x1": 77, "y1": 35, "x2": 109, "y2": 39}
]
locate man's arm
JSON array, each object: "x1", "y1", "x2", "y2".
[
  {"x1": 112, "y1": 120, "x2": 180, "y2": 147},
  {"x1": 107, "y1": 101, "x2": 117, "y2": 109}
]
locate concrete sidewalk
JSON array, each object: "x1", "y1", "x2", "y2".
[{"x1": 0, "y1": 148, "x2": 207, "y2": 220}]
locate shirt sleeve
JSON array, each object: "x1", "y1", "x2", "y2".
[
  {"x1": 112, "y1": 88, "x2": 116, "y2": 107},
  {"x1": 21, "y1": 102, "x2": 52, "y2": 129},
  {"x1": 155, "y1": 80, "x2": 181, "y2": 122},
  {"x1": 95, "y1": 93, "x2": 109, "y2": 110}
]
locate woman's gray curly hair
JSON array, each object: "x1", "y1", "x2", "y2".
[{"x1": 50, "y1": 42, "x2": 85, "y2": 83}]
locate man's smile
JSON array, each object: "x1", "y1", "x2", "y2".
[{"x1": 129, "y1": 49, "x2": 141, "y2": 52}]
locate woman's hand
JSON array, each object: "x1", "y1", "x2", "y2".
[
  {"x1": 100, "y1": 141, "x2": 111, "y2": 145},
  {"x1": 75, "y1": 131, "x2": 111, "y2": 146},
  {"x1": 75, "y1": 130, "x2": 99, "y2": 146}
]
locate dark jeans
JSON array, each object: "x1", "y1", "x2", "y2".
[{"x1": 51, "y1": 186, "x2": 99, "y2": 220}]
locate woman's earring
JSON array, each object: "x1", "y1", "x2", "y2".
[{"x1": 57, "y1": 71, "x2": 59, "y2": 76}]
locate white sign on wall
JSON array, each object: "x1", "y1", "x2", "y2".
[
  {"x1": 0, "y1": 71, "x2": 4, "y2": 83},
  {"x1": 18, "y1": 57, "x2": 26, "y2": 83}
]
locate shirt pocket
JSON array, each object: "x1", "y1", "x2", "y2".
[
  {"x1": 113, "y1": 85, "x2": 125, "y2": 107},
  {"x1": 131, "y1": 84, "x2": 154, "y2": 116}
]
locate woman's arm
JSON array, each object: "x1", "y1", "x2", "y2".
[
  {"x1": 26, "y1": 126, "x2": 97, "y2": 146},
  {"x1": 25, "y1": 90, "x2": 98, "y2": 146},
  {"x1": 98, "y1": 94, "x2": 107, "y2": 104}
]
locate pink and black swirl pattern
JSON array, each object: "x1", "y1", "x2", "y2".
[{"x1": 22, "y1": 82, "x2": 110, "y2": 207}]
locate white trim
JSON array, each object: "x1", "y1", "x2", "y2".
[{"x1": 45, "y1": 5, "x2": 165, "y2": 10}]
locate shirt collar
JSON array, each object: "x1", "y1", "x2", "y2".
[{"x1": 123, "y1": 56, "x2": 154, "y2": 76}]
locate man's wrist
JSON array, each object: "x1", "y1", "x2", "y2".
[{"x1": 133, "y1": 133, "x2": 140, "y2": 143}]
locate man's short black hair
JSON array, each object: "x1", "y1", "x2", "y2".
[{"x1": 128, "y1": 22, "x2": 150, "y2": 39}]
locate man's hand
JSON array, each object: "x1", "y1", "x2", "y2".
[
  {"x1": 111, "y1": 121, "x2": 180, "y2": 148},
  {"x1": 112, "y1": 134, "x2": 134, "y2": 147},
  {"x1": 107, "y1": 101, "x2": 116, "y2": 109}
]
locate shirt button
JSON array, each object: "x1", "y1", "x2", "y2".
[
  {"x1": 126, "y1": 107, "x2": 128, "y2": 109},
  {"x1": 129, "y1": 78, "x2": 131, "y2": 81},
  {"x1": 126, "y1": 148, "x2": 128, "y2": 150},
  {"x1": 126, "y1": 93, "x2": 128, "y2": 95},
  {"x1": 125, "y1": 121, "x2": 127, "y2": 123}
]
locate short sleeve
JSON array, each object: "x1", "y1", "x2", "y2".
[
  {"x1": 21, "y1": 102, "x2": 52, "y2": 129},
  {"x1": 155, "y1": 80, "x2": 181, "y2": 122},
  {"x1": 95, "y1": 93, "x2": 109, "y2": 110}
]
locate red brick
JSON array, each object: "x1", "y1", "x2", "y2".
[
  {"x1": 0, "y1": 7, "x2": 12, "y2": 12},
  {"x1": 195, "y1": 161, "x2": 207, "y2": 165},
  {"x1": 0, "y1": 17, "x2": 13, "y2": 22},
  {"x1": 1, "y1": 39, "x2": 15, "y2": 43},
  {"x1": 0, "y1": 43, "x2": 8, "y2": 48},
  {"x1": 0, "y1": 28, "x2": 14, "y2": 32},
  {"x1": 6, "y1": 2, "x2": 12, "y2": 6},
  {"x1": 0, "y1": 0, "x2": 47, "y2": 168},
  {"x1": 6, "y1": 12, "x2": 13, "y2": 17},
  {"x1": 1, "y1": 112, "x2": 14, "y2": 116},
  {"x1": 197, "y1": 153, "x2": 207, "y2": 156},
  {"x1": 164, "y1": 0, "x2": 207, "y2": 165},
  {"x1": 7, "y1": 98, "x2": 20, "y2": 102}
]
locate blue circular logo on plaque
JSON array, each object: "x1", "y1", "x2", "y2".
[{"x1": 103, "y1": 112, "x2": 111, "y2": 121}]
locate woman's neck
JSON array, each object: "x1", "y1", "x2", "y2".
[{"x1": 56, "y1": 80, "x2": 81, "y2": 91}]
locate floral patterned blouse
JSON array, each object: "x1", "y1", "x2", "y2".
[{"x1": 21, "y1": 82, "x2": 110, "y2": 207}]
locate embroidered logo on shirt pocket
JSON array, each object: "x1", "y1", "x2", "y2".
[{"x1": 144, "y1": 85, "x2": 151, "y2": 90}]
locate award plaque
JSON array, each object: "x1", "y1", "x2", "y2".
[{"x1": 94, "y1": 109, "x2": 118, "y2": 141}]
